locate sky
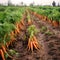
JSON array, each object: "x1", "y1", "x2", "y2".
[{"x1": 0, "y1": 0, "x2": 60, "y2": 5}]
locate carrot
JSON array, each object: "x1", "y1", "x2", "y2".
[
  {"x1": 6, "y1": 43, "x2": 9, "y2": 48},
  {"x1": 7, "y1": 42, "x2": 10, "y2": 47},
  {"x1": 2, "y1": 45, "x2": 7, "y2": 53},
  {"x1": 33, "y1": 36, "x2": 38, "y2": 42},
  {"x1": 27, "y1": 35, "x2": 40, "y2": 52},
  {"x1": 11, "y1": 31, "x2": 15, "y2": 36},
  {"x1": 20, "y1": 20, "x2": 25, "y2": 26},
  {"x1": 0, "y1": 49, "x2": 5, "y2": 60},
  {"x1": 2, "y1": 45, "x2": 13, "y2": 59},
  {"x1": 17, "y1": 23, "x2": 19, "y2": 29},
  {"x1": 14, "y1": 30, "x2": 18, "y2": 35},
  {"x1": 17, "y1": 26, "x2": 20, "y2": 32},
  {"x1": 28, "y1": 38, "x2": 31, "y2": 51},
  {"x1": 10, "y1": 36, "x2": 15, "y2": 45},
  {"x1": 6, "y1": 35, "x2": 15, "y2": 47},
  {"x1": 28, "y1": 38, "x2": 34, "y2": 52},
  {"x1": 33, "y1": 36, "x2": 40, "y2": 49},
  {"x1": 33, "y1": 41, "x2": 38, "y2": 46},
  {"x1": 28, "y1": 20, "x2": 32, "y2": 25},
  {"x1": 17, "y1": 23, "x2": 20, "y2": 29},
  {"x1": 48, "y1": 19, "x2": 52, "y2": 24},
  {"x1": 15, "y1": 28, "x2": 20, "y2": 34},
  {"x1": 30, "y1": 41, "x2": 33, "y2": 52},
  {"x1": 19, "y1": 23, "x2": 24, "y2": 30},
  {"x1": 33, "y1": 38, "x2": 39, "y2": 45},
  {"x1": 33, "y1": 42, "x2": 38, "y2": 50},
  {"x1": 15, "y1": 23, "x2": 20, "y2": 31},
  {"x1": 33, "y1": 37, "x2": 41, "y2": 49}
]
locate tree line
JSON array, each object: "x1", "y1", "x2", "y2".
[{"x1": 0, "y1": 0, "x2": 60, "y2": 6}]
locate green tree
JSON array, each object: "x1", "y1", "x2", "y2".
[
  {"x1": 52, "y1": 1, "x2": 56, "y2": 6},
  {"x1": 8, "y1": 0, "x2": 12, "y2": 6},
  {"x1": 58, "y1": 3, "x2": 60, "y2": 7}
]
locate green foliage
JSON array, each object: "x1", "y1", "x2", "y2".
[
  {"x1": 0, "y1": 22, "x2": 16, "y2": 45},
  {"x1": 30, "y1": 6, "x2": 60, "y2": 21},
  {"x1": 0, "y1": 6, "x2": 25, "y2": 46},
  {"x1": 0, "y1": 7, "x2": 6, "y2": 11},
  {"x1": 27, "y1": 25, "x2": 38, "y2": 38},
  {"x1": 40, "y1": 26, "x2": 47, "y2": 33},
  {"x1": 5, "y1": 53, "x2": 9, "y2": 59},
  {"x1": 9, "y1": 49, "x2": 17, "y2": 55},
  {"x1": 45, "y1": 30, "x2": 53, "y2": 35}
]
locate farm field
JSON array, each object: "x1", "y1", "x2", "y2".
[{"x1": 0, "y1": 6, "x2": 60, "y2": 60}]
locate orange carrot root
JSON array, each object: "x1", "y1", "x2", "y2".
[
  {"x1": 14, "y1": 28, "x2": 20, "y2": 35},
  {"x1": 28, "y1": 20, "x2": 32, "y2": 25},
  {"x1": 27, "y1": 36, "x2": 40, "y2": 52},
  {"x1": 0, "y1": 49, "x2": 5, "y2": 60},
  {"x1": 28, "y1": 38, "x2": 31, "y2": 50},
  {"x1": 2, "y1": 45, "x2": 13, "y2": 59},
  {"x1": 19, "y1": 23, "x2": 25, "y2": 30},
  {"x1": 30, "y1": 41, "x2": 33, "y2": 52},
  {"x1": 11, "y1": 31, "x2": 15, "y2": 36},
  {"x1": 20, "y1": 20, "x2": 25, "y2": 26}
]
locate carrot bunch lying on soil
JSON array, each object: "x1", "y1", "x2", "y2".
[
  {"x1": 52, "y1": 20, "x2": 59, "y2": 27},
  {"x1": 28, "y1": 19, "x2": 32, "y2": 25},
  {"x1": 9, "y1": 20, "x2": 25, "y2": 45},
  {"x1": 26, "y1": 10, "x2": 32, "y2": 25},
  {"x1": 6, "y1": 15, "x2": 26, "y2": 48},
  {"x1": 20, "y1": 19, "x2": 25, "y2": 26},
  {"x1": 14, "y1": 20, "x2": 25, "y2": 35},
  {"x1": 6, "y1": 31, "x2": 16, "y2": 47},
  {"x1": 27, "y1": 25, "x2": 41, "y2": 52},
  {"x1": 14, "y1": 22, "x2": 20, "y2": 35},
  {"x1": 27, "y1": 36, "x2": 40, "y2": 52},
  {"x1": 0, "y1": 45, "x2": 13, "y2": 60},
  {"x1": 0, "y1": 19, "x2": 25, "y2": 60},
  {"x1": 0, "y1": 32, "x2": 16, "y2": 60}
]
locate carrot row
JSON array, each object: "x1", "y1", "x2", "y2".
[
  {"x1": 30, "y1": 11, "x2": 59, "y2": 27},
  {"x1": 26, "y1": 10, "x2": 41, "y2": 52},
  {"x1": 0, "y1": 14, "x2": 26, "y2": 60}
]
